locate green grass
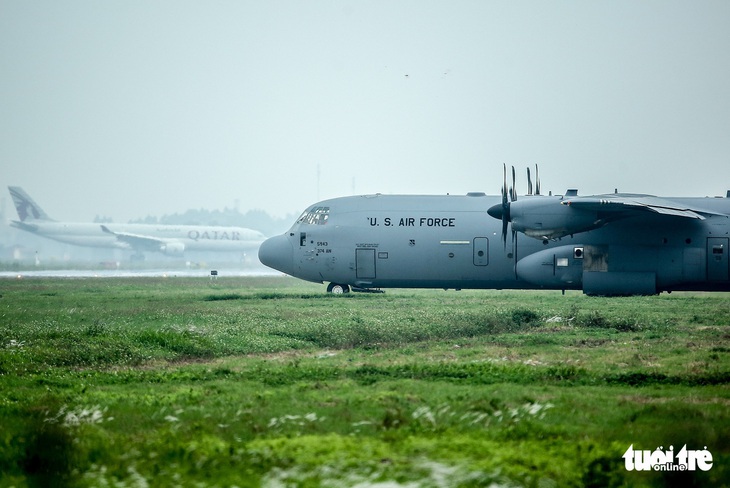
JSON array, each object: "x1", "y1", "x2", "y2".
[{"x1": 0, "y1": 276, "x2": 728, "y2": 487}]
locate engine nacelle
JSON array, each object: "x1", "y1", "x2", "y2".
[
  {"x1": 161, "y1": 241, "x2": 185, "y2": 256},
  {"x1": 509, "y1": 197, "x2": 602, "y2": 240}
]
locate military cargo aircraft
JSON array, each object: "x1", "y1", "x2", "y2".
[
  {"x1": 258, "y1": 166, "x2": 730, "y2": 296},
  {"x1": 8, "y1": 186, "x2": 266, "y2": 258}
]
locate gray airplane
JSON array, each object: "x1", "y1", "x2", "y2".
[
  {"x1": 258, "y1": 166, "x2": 730, "y2": 296},
  {"x1": 8, "y1": 186, "x2": 266, "y2": 258}
]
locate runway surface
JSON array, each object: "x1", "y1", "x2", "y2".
[{"x1": 0, "y1": 268, "x2": 282, "y2": 279}]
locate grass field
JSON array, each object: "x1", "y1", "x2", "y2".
[{"x1": 0, "y1": 276, "x2": 728, "y2": 487}]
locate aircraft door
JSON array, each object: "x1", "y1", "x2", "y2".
[
  {"x1": 473, "y1": 237, "x2": 488, "y2": 266},
  {"x1": 356, "y1": 248, "x2": 376, "y2": 279},
  {"x1": 707, "y1": 238, "x2": 729, "y2": 281}
]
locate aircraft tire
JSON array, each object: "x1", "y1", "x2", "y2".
[{"x1": 327, "y1": 283, "x2": 350, "y2": 294}]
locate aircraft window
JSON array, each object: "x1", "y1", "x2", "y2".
[
  {"x1": 297, "y1": 206, "x2": 330, "y2": 225},
  {"x1": 556, "y1": 258, "x2": 569, "y2": 267}
]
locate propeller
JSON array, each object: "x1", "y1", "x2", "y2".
[
  {"x1": 487, "y1": 164, "x2": 542, "y2": 247},
  {"x1": 486, "y1": 164, "x2": 515, "y2": 247}
]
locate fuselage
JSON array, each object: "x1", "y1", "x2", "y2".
[
  {"x1": 12, "y1": 221, "x2": 265, "y2": 253},
  {"x1": 259, "y1": 193, "x2": 730, "y2": 295}
]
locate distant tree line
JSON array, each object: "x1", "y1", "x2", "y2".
[{"x1": 128, "y1": 208, "x2": 296, "y2": 237}]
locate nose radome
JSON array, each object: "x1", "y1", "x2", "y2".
[{"x1": 258, "y1": 234, "x2": 293, "y2": 273}]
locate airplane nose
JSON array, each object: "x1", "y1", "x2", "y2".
[{"x1": 258, "y1": 234, "x2": 293, "y2": 273}]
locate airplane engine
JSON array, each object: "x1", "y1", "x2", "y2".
[
  {"x1": 508, "y1": 198, "x2": 601, "y2": 240},
  {"x1": 487, "y1": 166, "x2": 606, "y2": 242},
  {"x1": 161, "y1": 242, "x2": 185, "y2": 256}
]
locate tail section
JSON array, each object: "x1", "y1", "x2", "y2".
[{"x1": 8, "y1": 186, "x2": 54, "y2": 222}]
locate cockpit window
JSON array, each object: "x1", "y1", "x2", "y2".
[{"x1": 296, "y1": 206, "x2": 330, "y2": 225}]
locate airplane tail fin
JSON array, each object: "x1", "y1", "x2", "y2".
[{"x1": 7, "y1": 186, "x2": 54, "y2": 222}]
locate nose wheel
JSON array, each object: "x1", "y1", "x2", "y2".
[{"x1": 326, "y1": 283, "x2": 350, "y2": 294}]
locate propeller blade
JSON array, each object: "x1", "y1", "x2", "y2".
[
  {"x1": 535, "y1": 164, "x2": 540, "y2": 195},
  {"x1": 502, "y1": 163, "x2": 508, "y2": 205},
  {"x1": 527, "y1": 167, "x2": 533, "y2": 195},
  {"x1": 502, "y1": 214, "x2": 509, "y2": 246},
  {"x1": 510, "y1": 166, "x2": 517, "y2": 201},
  {"x1": 498, "y1": 164, "x2": 510, "y2": 246}
]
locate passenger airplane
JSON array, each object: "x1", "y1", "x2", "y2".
[
  {"x1": 259, "y1": 166, "x2": 730, "y2": 296},
  {"x1": 8, "y1": 186, "x2": 266, "y2": 258}
]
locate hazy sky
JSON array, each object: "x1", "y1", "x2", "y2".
[{"x1": 2, "y1": 1, "x2": 729, "y2": 223}]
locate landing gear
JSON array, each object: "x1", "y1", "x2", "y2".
[{"x1": 326, "y1": 283, "x2": 350, "y2": 294}]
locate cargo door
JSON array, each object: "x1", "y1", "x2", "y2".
[
  {"x1": 707, "y1": 238, "x2": 729, "y2": 281},
  {"x1": 356, "y1": 248, "x2": 376, "y2": 279}
]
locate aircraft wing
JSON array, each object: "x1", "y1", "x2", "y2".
[
  {"x1": 100, "y1": 225, "x2": 178, "y2": 253},
  {"x1": 561, "y1": 194, "x2": 726, "y2": 220}
]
